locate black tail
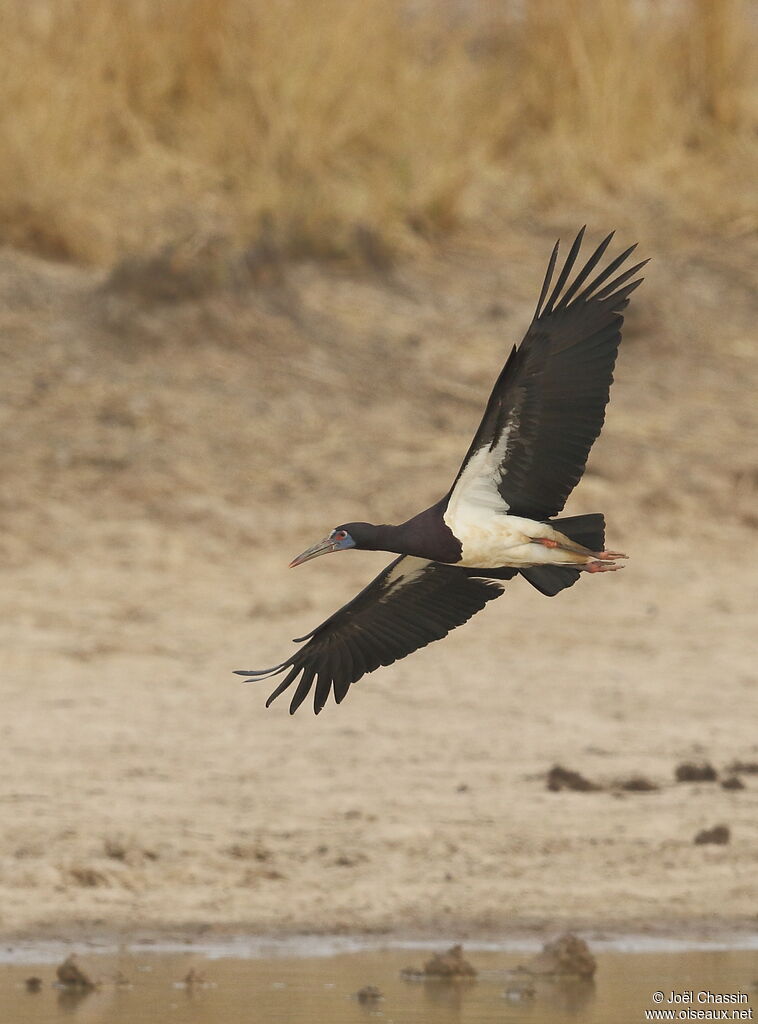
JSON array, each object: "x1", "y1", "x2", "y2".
[{"x1": 519, "y1": 513, "x2": 605, "y2": 598}]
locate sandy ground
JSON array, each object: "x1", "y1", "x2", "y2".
[{"x1": 1, "y1": 220, "x2": 757, "y2": 946}]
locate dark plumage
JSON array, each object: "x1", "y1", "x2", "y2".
[{"x1": 236, "y1": 229, "x2": 647, "y2": 713}]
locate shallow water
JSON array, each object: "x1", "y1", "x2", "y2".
[{"x1": 1, "y1": 946, "x2": 756, "y2": 1023}]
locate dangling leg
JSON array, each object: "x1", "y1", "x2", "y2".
[{"x1": 532, "y1": 535, "x2": 627, "y2": 571}]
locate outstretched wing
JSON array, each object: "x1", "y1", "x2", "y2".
[
  {"x1": 235, "y1": 556, "x2": 509, "y2": 714},
  {"x1": 447, "y1": 228, "x2": 648, "y2": 522}
]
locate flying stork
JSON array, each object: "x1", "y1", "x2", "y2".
[{"x1": 237, "y1": 228, "x2": 648, "y2": 714}]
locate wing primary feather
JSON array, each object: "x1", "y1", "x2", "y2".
[
  {"x1": 342, "y1": 633, "x2": 366, "y2": 682},
  {"x1": 351, "y1": 623, "x2": 386, "y2": 670},
  {"x1": 288, "y1": 666, "x2": 317, "y2": 715},
  {"x1": 359, "y1": 620, "x2": 402, "y2": 666},
  {"x1": 543, "y1": 226, "x2": 585, "y2": 316},
  {"x1": 576, "y1": 242, "x2": 638, "y2": 303},
  {"x1": 234, "y1": 661, "x2": 290, "y2": 680},
  {"x1": 533, "y1": 238, "x2": 560, "y2": 320},
  {"x1": 554, "y1": 231, "x2": 614, "y2": 311},
  {"x1": 313, "y1": 641, "x2": 340, "y2": 713},
  {"x1": 603, "y1": 277, "x2": 645, "y2": 308},
  {"x1": 593, "y1": 259, "x2": 650, "y2": 302},
  {"x1": 333, "y1": 641, "x2": 354, "y2": 701},
  {"x1": 332, "y1": 646, "x2": 353, "y2": 704},
  {"x1": 264, "y1": 664, "x2": 300, "y2": 707},
  {"x1": 333, "y1": 676, "x2": 350, "y2": 705},
  {"x1": 313, "y1": 670, "x2": 332, "y2": 715}
]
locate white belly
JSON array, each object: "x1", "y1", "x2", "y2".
[{"x1": 444, "y1": 512, "x2": 574, "y2": 569}]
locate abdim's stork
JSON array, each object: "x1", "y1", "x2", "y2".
[{"x1": 237, "y1": 229, "x2": 647, "y2": 714}]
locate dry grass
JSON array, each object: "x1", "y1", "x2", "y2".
[{"x1": 0, "y1": 0, "x2": 755, "y2": 265}]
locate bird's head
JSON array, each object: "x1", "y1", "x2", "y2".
[{"x1": 289, "y1": 523, "x2": 373, "y2": 567}]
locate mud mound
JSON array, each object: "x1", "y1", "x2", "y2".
[{"x1": 519, "y1": 934, "x2": 597, "y2": 980}]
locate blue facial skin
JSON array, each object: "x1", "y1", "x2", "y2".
[
  {"x1": 289, "y1": 528, "x2": 356, "y2": 567},
  {"x1": 330, "y1": 529, "x2": 356, "y2": 552}
]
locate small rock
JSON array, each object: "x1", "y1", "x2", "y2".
[
  {"x1": 423, "y1": 944, "x2": 477, "y2": 978},
  {"x1": 721, "y1": 776, "x2": 745, "y2": 791},
  {"x1": 401, "y1": 944, "x2": 477, "y2": 979},
  {"x1": 694, "y1": 824, "x2": 730, "y2": 845},
  {"x1": 355, "y1": 985, "x2": 383, "y2": 1003},
  {"x1": 547, "y1": 766, "x2": 600, "y2": 792},
  {"x1": 518, "y1": 933, "x2": 597, "y2": 979},
  {"x1": 675, "y1": 761, "x2": 718, "y2": 783},
  {"x1": 25, "y1": 977, "x2": 43, "y2": 993},
  {"x1": 616, "y1": 775, "x2": 659, "y2": 792},
  {"x1": 56, "y1": 955, "x2": 95, "y2": 989},
  {"x1": 727, "y1": 760, "x2": 758, "y2": 775}
]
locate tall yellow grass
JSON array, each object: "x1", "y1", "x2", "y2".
[{"x1": 0, "y1": 0, "x2": 755, "y2": 265}]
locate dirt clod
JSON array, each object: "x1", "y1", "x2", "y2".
[
  {"x1": 727, "y1": 761, "x2": 758, "y2": 775},
  {"x1": 424, "y1": 945, "x2": 477, "y2": 978},
  {"x1": 616, "y1": 775, "x2": 659, "y2": 792},
  {"x1": 25, "y1": 977, "x2": 43, "y2": 993},
  {"x1": 694, "y1": 824, "x2": 730, "y2": 845},
  {"x1": 56, "y1": 955, "x2": 95, "y2": 989},
  {"x1": 721, "y1": 776, "x2": 745, "y2": 791},
  {"x1": 518, "y1": 933, "x2": 597, "y2": 979},
  {"x1": 355, "y1": 985, "x2": 383, "y2": 1002},
  {"x1": 402, "y1": 944, "x2": 477, "y2": 980},
  {"x1": 547, "y1": 766, "x2": 600, "y2": 792},
  {"x1": 675, "y1": 761, "x2": 718, "y2": 783}
]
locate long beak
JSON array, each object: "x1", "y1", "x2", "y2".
[{"x1": 289, "y1": 536, "x2": 336, "y2": 568}]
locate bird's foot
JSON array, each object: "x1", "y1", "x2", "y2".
[
  {"x1": 584, "y1": 559, "x2": 624, "y2": 573},
  {"x1": 595, "y1": 549, "x2": 628, "y2": 561}
]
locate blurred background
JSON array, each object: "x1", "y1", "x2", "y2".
[
  {"x1": 0, "y1": 0, "x2": 756, "y2": 942},
  {"x1": 1, "y1": 0, "x2": 755, "y2": 262}
]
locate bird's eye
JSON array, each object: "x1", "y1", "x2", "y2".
[{"x1": 334, "y1": 530, "x2": 347, "y2": 541}]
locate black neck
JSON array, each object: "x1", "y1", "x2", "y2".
[{"x1": 364, "y1": 500, "x2": 461, "y2": 564}]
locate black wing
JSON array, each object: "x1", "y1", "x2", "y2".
[
  {"x1": 449, "y1": 228, "x2": 648, "y2": 521},
  {"x1": 235, "y1": 556, "x2": 508, "y2": 714}
]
